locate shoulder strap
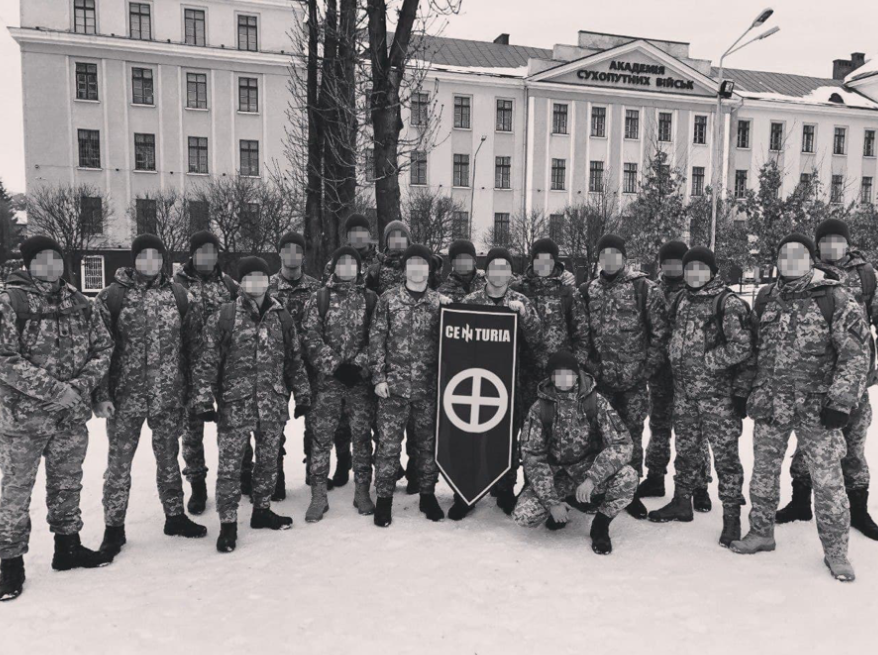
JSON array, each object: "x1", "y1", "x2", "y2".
[
  {"x1": 174, "y1": 271, "x2": 189, "y2": 290},
  {"x1": 107, "y1": 282, "x2": 126, "y2": 333},
  {"x1": 582, "y1": 390, "x2": 598, "y2": 423},
  {"x1": 222, "y1": 273, "x2": 238, "y2": 299},
  {"x1": 754, "y1": 284, "x2": 774, "y2": 321},
  {"x1": 364, "y1": 289, "x2": 378, "y2": 322},
  {"x1": 217, "y1": 301, "x2": 237, "y2": 345},
  {"x1": 712, "y1": 289, "x2": 733, "y2": 344},
  {"x1": 278, "y1": 308, "x2": 295, "y2": 350},
  {"x1": 170, "y1": 282, "x2": 188, "y2": 318},
  {"x1": 811, "y1": 288, "x2": 835, "y2": 326},
  {"x1": 316, "y1": 287, "x2": 331, "y2": 320},
  {"x1": 859, "y1": 264, "x2": 876, "y2": 319},
  {"x1": 539, "y1": 398, "x2": 554, "y2": 436},
  {"x1": 668, "y1": 290, "x2": 684, "y2": 324},
  {"x1": 6, "y1": 288, "x2": 31, "y2": 333},
  {"x1": 633, "y1": 277, "x2": 649, "y2": 327}
]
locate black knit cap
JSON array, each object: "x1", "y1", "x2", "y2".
[
  {"x1": 402, "y1": 243, "x2": 432, "y2": 267},
  {"x1": 448, "y1": 239, "x2": 476, "y2": 261},
  {"x1": 236, "y1": 256, "x2": 271, "y2": 280},
  {"x1": 682, "y1": 246, "x2": 718, "y2": 275},
  {"x1": 597, "y1": 234, "x2": 626, "y2": 258},
  {"x1": 20, "y1": 235, "x2": 63, "y2": 268},
  {"x1": 330, "y1": 246, "x2": 362, "y2": 272},
  {"x1": 485, "y1": 247, "x2": 513, "y2": 271},
  {"x1": 531, "y1": 237, "x2": 559, "y2": 260},
  {"x1": 547, "y1": 350, "x2": 580, "y2": 377},
  {"x1": 190, "y1": 230, "x2": 220, "y2": 255},
  {"x1": 344, "y1": 213, "x2": 371, "y2": 233},
  {"x1": 815, "y1": 218, "x2": 850, "y2": 244},
  {"x1": 278, "y1": 231, "x2": 306, "y2": 252},
  {"x1": 778, "y1": 233, "x2": 816, "y2": 259},
  {"x1": 132, "y1": 233, "x2": 166, "y2": 259},
  {"x1": 659, "y1": 240, "x2": 688, "y2": 263}
]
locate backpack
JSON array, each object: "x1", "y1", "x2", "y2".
[
  {"x1": 216, "y1": 300, "x2": 295, "y2": 353},
  {"x1": 5, "y1": 286, "x2": 92, "y2": 335},
  {"x1": 106, "y1": 281, "x2": 189, "y2": 335},
  {"x1": 539, "y1": 388, "x2": 599, "y2": 437},
  {"x1": 754, "y1": 283, "x2": 834, "y2": 327},
  {"x1": 856, "y1": 264, "x2": 876, "y2": 323},
  {"x1": 670, "y1": 287, "x2": 742, "y2": 344}
]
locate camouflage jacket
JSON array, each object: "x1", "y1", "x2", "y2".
[
  {"x1": 520, "y1": 374, "x2": 632, "y2": 507},
  {"x1": 581, "y1": 268, "x2": 669, "y2": 392},
  {"x1": 0, "y1": 271, "x2": 112, "y2": 434},
  {"x1": 269, "y1": 270, "x2": 321, "y2": 333},
  {"x1": 437, "y1": 269, "x2": 487, "y2": 302},
  {"x1": 669, "y1": 276, "x2": 753, "y2": 399},
  {"x1": 190, "y1": 294, "x2": 311, "y2": 425},
  {"x1": 369, "y1": 285, "x2": 441, "y2": 398},
  {"x1": 460, "y1": 286, "x2": 543, "y2": 351},
  {"x1": 366, "y1": 250, "x2": 407, "y2": 296},
  {"x1": 743, "y1": 269, "x2": 870, "y2": 424},
  {"x1": 817, "y1": 250, "x2": 878, "y2": 328},
  {"x1": 321, "y1": 244, "x2": 380, "y2": 285},
  {"x1": 301, "y1": 278, "x2": 373, "y2": 386},
  {"x1": 93, "y1": 268, "x2": 203, "y2": 416},
  {"x1": 657, "y1": 275, "x2": 687, "y2": 307},
  {"x1": 174, "y1": 261, "x2": 239, "y2": 321}
]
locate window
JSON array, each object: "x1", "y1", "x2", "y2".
[
  {"x1": 496, "y1": 99, "x2": 513, "y2": 132},
  {"x1": 136, "y1": 198, "x2": 157, "y2": 234},
  {"x1": 734, "y1": 170, "x2": 748, "y2": 198},
  {"x1": 77, "y1": 129, "x2": 100, "y2": 168},
  {"x1": 452, "y1": 211, "x2": 469, "y2": 239},
  {"x1": 862, "y1": 177, "x2": 874, "y2": 205},
  {"x1": 770, "y1": 122, "x2": 784, "y2": 152},
  {"x1": 453, "y1": 96, "x2": 471, "y2": 129},
  {"x1": 184, "y1": 9, "x2": 206, "y2": 46},
  {"x1": 453, "y1": 154, "x2": 470, "y2": 187},
  {"x1": 134, "y1": 133, "x2": 156, "y2": 171},
  {"x1": 74, "y1": 0, "x2": 96, "y2": 35},
  {"x1": 623, "y1": 163, "x2": 637, "y2": 194},
  {"x1": 495, "y1": 156, "x2": 511, "y2": 189},
  {"x1": 691, "y1": 166, "x2": 705, "y2": 196},
  {"x1": 240, "y1": 140, "x2": 260, "y2": 176},
  {"x1": 551, "y1": 159, "x2": 566, "y2": 191},
  {"x1": 802, "y1": 125, "x2": 815, "y2": 153},
  {"x1": 238, "y1": 77, "x2": 258, "y2": 112},
  {"x1": 553, "y1": 104, "x2": 568, "y2": 135},
  {"x1": 411, "y1": 92, "x2": 429, "y2": 127},
  {"x1": 189, "y1": 201, "x2": 210, "y2": 232},
  {"x1": 589, "y1": 161, "x2": 604, "y2": 193},
  {"x1": 80, "y1": 197, "x2": 103, "y2": 236},
  {"x1": 865, "y1": 130, "x2": 876, "y2": 157},
  {"x1": 624, "y1": 110, "x2": 639, "y2": 140},
  {"x1": 410, "y1": 151, "x2": 427, "y2": 186},
  {"x1": 493, "y1": 213, "x2": 510, "y2": 245},
  {"x1": 129, "y1": 3, "x2": 151, "y2": 40},
  {"x1": 591, "y1": 106, "x2": 606, "y2": 137},
  {"x1": 549, "y1": 214, "x2": 565, "y2": 244},
  {"x1": 80, "y1": 255, "x2": 105, "y2": 292},
  {"x1": 132, "y1": 68, "x2": 154, "y2": 105},
  {"x1": 188, "y1": 137, "x2": 208, "y2": 174},
  {"x1": 834, "y1": 127, "x2": 847, "y2": 155},
  {"x1": 800, "y1": 172, "x2": 812, "y2": 188},
  {"x1": 237, "y1": 15, "x2": 258, "y2": 51},
  {"x1": 831, "y1": 175, "x2": 844, "y2": 204},
  {"x1": 75, "y1": 63, "x2": 98, "y2": 101},
  {"x1": 658, "y1": 112, "x2": 673, "y2": 143},
  {"x1": 736, "y1": 120, "x2": 750, "y2": 149},
  {"x1": 693, "y1": 115, "x2": 707, "y2": 145},
  {"x1": 186, "y1": 73, "x2": 207, "y2": 109}
]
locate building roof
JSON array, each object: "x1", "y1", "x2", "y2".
[
  {"x1": 846, "y1": 54, "x2": 878, "y2": 84},
  {"x1": 415, "y1": 34, "x2": 551, "y2": 69},
  {"x1": 711, "y1": 67, "x2": 842, "y2": 97}
]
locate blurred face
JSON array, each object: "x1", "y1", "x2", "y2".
[
  {"x1": 452, "y1": 254, "x2": 475, "y2": 275},
  {"x1": 599, "y1": 248, "x2": 625, "y2": 275},
  {"x1": 335, "y1": 254, "x2": 359, "y2": 282},
  {"x1": 684, "y1": 261, "x2": 712, "y2": 289},
  {"x1": 777, "y1": 242, "x2": 812, "y2": 279},
  {"x1": 406, "y1": 257, "x2": 429, "y2": 285},
  {"x1": 241, "y1": 272, "x2": 270, "y2": 297},
  {"x1": 552, "y1": 369, "x2": 577, "y2": 391},
  {"x1": 135, "y1": 248, "x2": 163, "y2": 278},
  {"x1": 387, "y1": 230, "x2": 408, "y2": 252},
  {"x1": 486, "y1": 259, "x2": 513, "y2": 288},
  {"x1": 193, "y1": 243, "x2": 218, "y2": 273},
  {"x1": 29, "y1": 250, "x2": 64, "y2": 283},
  {"x1": 348, "y1": 227, "x2": 370, "y2": 249},
  {"x1": 533, "y1": 252, "x2": 555, "y2": 277},
  {"x1": 661, "y1": 259, "x2": 684, "y2": 278},
  {"x1": 819, "y1": 235, "x2": 848, "y2": 263},
  {"x1": 280, "y1": 242, "x2": 305, "y2": 269}
]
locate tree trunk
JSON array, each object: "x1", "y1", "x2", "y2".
[
  {"x1": 304, "y1": 0, "x2": 325, "y2": 277},
  {"x1": 332, "y1": 0, "x2": 358, "y2": 247}
]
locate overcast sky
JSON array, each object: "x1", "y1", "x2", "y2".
[{"x1": 1, "y1": 0, "x2": 876, "y2": 193}]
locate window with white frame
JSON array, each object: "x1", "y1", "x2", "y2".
[
  {"x1": 693, "y1": 115, "x2": 707, "y2": 145},
  {"x1": 129, "y1": 3, "x2": 152, "y2": 40},
  {"x1": 553, "y1": 104, "x2": 568, "y2": 135},
  {"x1": 658, "y1": 112, "x2": 673, "y2": 142},
  {"x1": 74, "y1": 0, "x2": 97, "y2": 35},
  {"x1": 185, "y1": 8, "x2": 206, "y2": 46},
  {"x1": 496, "y1": 99, "x2": 513, "y2": 132},
  {"x1": 624, "y1": 110, "x2": 639, "y2": 140},
  {"x1": 453, "y1": 96, "x2": 471, "y2": 129},
  {"x1": 80, "y1": 255, "x2": 105, "y2": 293},
  {"x1": 591, "y1": 106, "x2": 606, "y2": 138}
]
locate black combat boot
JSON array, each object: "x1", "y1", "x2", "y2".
[
  {"x1": 331, "y1": 448, "x2": 352, "y2": 489},
  {"x1": 448, "y1": 494, "x2": 474, "y2": 521},
  {"x1": 241, "y1": 468, "x2": 253, "y2": 498},
  {"x1": 719, "y1": 505, "x2": 742, "y2": 548},
  {"x1": 304, "y1": 456, "x2": 311, "y2": 487},
  {"x1": 648, "y1": 491, "x2": 694, "y2": 523},
  {"x1": 496, "y1": 489, "x2": 517, "y2": 516},
  {"x1": 52, "y1": 534, "x2": 113, "y2": 571},
  {"x1": 100, "y1": 525, "x2": 126, "y2": 557},
  {"x1": 0, "y1": 557, "x2": 25, "y2": 602},
  {"x1": 776, "y1": 479, "x2": 813, "y2": 524},
  {"x1": 694, "y1": 487, "x2": 712, "y2": 513},
  {"x1": 625, "y1": 497, "x2": 648, "y2": 520},
  {"x1": 164, "y1": 514, "x2": 208, "y2": 538},
  {"x1": 187, "y1": 479, "x2": 207, "y2": 515},
  {"x1": 590, "y1": 513, "x2": 614, "y2": 555},
  {"x1": 216, "y1": 523, "x2": 237, "y2": 553},
  {"x1": 374, "y1": 496, "x2": 393, "y2": 527},
  {"x1": 272, "y1": 456, "x2": 286, "y2": 501},
  {"x1": 405, "y1": 466, "x2": 420, "y2": 495},
  {"x1": 849, "y1": 488, "x2": 878, "y2": 540},
  {"x1": 251, "y1": 507, "x2": 293, "y2": 530},
  {"x1": 419, "y1": 493, "x2": 445, "y2": 521},
  {"x1": 637, "y1": 473, "x2": 666, "y2": 498}
]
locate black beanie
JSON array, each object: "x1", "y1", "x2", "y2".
[
  {"x1": 597, "y1": 234, "x2": 626, "y2": 258},
  {"x1": 448, "y1": 239, "x2": 476, "y2": 261},
  {"x1": 236, "y1": 256, "x2": 271, "y2": 280},
  {"x1": 330, "y1": 246, "x2": 363, "y2": 272},
  {"x1": 402, "y1": 244, "x2": 432, "y2": 267},
  {"x1": 659, "y1": 240, "x2": 688, "y2": 263},
  {"x1": 547, "y1": 350, "x2": 580, "y2": 377},
  {"x1": 190, "y1": 230, "x2": 220, "y2": 255},
  {"x1": 485, "y1": 247, "x2": 513, "y2": 271},
  {"x1": 682, "y1": 246, "x2": 718, "y2": 275},
  {"x1": 345, "y1": 213, "x2": 371, "y2": 233},
  {"x1": 278, "y1": 231, "x2": 306, "y2": 252},
  {"x1": 20, "y1": 235, "x2": 63, "y2": 268},
  {"x1": 531, "y1": 237, "x2": 559, "y2": 261},
  {"x1": 132, "y1": 234, "x2": 166, "y2": 259},
  {"x1": 778, "y1": 233, "x2": 816, "y2": 259},
  {"x1": 815, "y1": 218, "x2": 850, "y2": 244}
]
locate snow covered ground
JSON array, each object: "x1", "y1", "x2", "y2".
[{"x1": 3, "y1": 391, "x2": 878, "y2": 655}]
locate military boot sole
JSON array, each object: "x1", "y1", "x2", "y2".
[
  {"x1": 729, "y1": 537, "x2": 776, "y2": 555},
  {"x1": 52, "y1": 555, "x2": 112, "y2": 571},
  {"x1": 164, "y1": 526, "x2": 208, "y2": 539},
  {"x1": 647, "y1": 512, "x2": 694, "y2": 523},
  {"x1": 824, "y1": 557, "x2": 856, "y2": 582}
]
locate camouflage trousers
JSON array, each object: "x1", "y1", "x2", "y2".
[
  {"x1": 103, "y1": 410, "x2": 186, "y2": 526},
  {"x1": 602, "y1": 383, "x2": 649, "y2": 478},
  {"x1": 789, "y1": 391, "x2": 871, "y2": 490},
  {"x1": 513, "y1": 465, "x2": 638, "y2": 526},
  {"x1": 0, "y1": 425, "x2": 89, "y2": 559},
  {"x1": 309, "y1": 379, "x2": 375, "y2": 486},
  {"x1": 646, "y1": 365, "x2": 674, "y2": 475},
  {"x1": 182, "y1": 413, "x2": 209, "y2": 483},
  {"x1": 243, "y1": 434, "x2": 285, "y2": 478},
  {"x1": 374, "y1": 394, "x2": 439, "y2": 498},
  {"x1": 747, "y1": 398, "x2": 850, "y2": 560},
  {"x1": 673, "y1": 393, "x2": 743, "y2": 506}
]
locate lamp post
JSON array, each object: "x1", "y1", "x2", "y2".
[
  {"x1": 469, "y1": 135, "x2": 487, "y2": 239},
  {"x1": 711, "y1": 9, "x2": 779, "y2": 250}
]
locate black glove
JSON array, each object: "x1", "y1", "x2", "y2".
[
  {"x1": 732, "y1": 396, "x2": 748, "y2": 419},
  {"x1": 333, "y1": 363, "x2": 362, "y2": 388},
  {"x1": 294, "y1": 403, "x2": 311, "y2": 419},
  {"x1": 194, "y1": 410, "x2": 217, "y2": 423},
  {"x1": 820, "y1": 407, "x2": 849, "y2": 430}
]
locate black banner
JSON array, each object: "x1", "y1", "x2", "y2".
[{"x1": 435, "y1": 304, "x2": 518, "y2": 506}]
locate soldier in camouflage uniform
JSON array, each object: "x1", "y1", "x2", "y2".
[
  {"x1": 302, "y1": 247, "x2": 378, "y2": 522},
  {"x1": 775, "y1": 219, "x2": 878, "y2": 540},
  {"x1": 731, "y1": 234, "x2": 869, "y2": 582},
  {"x1": 370, "y1": 244, "x2": 448, "y2": 527},
  {"x1": 0, "y1": 237, "x2": 114, "y2": 602},
  {"x1": 580, "y1": 234, "x2": 669, "y2": 520},
  {"x1": 190, "y1": 257, "x2": 311, "y2": 553},
  {"x1": 513, "y1": 351, "x2": 637, "y2": 555},
  {"x1": 175, "y1": 231, "x2": 239, "y2": 515},
  {"x1": 436, "y1": 239, "x2": 486, "y2": 302},
  {"x1": 647, "y1": 248, "x2": 751, "y2": 547},
  {"x1": 93, "y1": 234, "x2": 208, "y2": 558}
]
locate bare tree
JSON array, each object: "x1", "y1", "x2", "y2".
[
  {"x1": 130, "y1": 188, "x2": 190, "y2": 273},
  {"x1": 482, "y1": 209, "x2": 547, "y2": 260},
  {"x1": 563, "y1": 178, "x2": 622, "y2": 282},
  {"x1": 404, "y1": 188, "x2": 463, "y2": 253},
  {"x1": 189, "y1": 177, "x2": 261, "y2": 260}
]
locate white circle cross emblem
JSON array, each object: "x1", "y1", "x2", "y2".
[{"x1": 443, "y1": 368, "x2": 509, "y2": 434}]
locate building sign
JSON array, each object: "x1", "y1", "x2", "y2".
[{"x1": 576, "y1": 59, "x2": 696, "y2": 90}]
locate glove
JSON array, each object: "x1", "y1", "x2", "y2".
[
  {"x1": 294, "y1": 403, "x2": 311, "y2": 419},
  {"x1": 333, "y1": 363, "x2": 362, "y2": 388},
  {"x1": 194, "y1": 410, "x2": 217, "y2": 423},
  {"x1": 732, "y1": 396, "x2": 748, "y2": 419},
  {"x1": 820, "y1": 407, "x2": 849, "y2": 430}
]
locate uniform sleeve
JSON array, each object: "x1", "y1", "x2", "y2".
[
  {"x1": 67, "y1": 296, "x2": 114, "y2": 400},
  {"x1": 189, "y1": 310, "x2": 222, "y2": 413},
  {"x1": 284, "y1": 318, "x2": 311, "y2": 406},
  {"x1": 369, "y1": 294, "x2": 390, "y2": 387},
  {"x1": 586, "y1": 395, "x2": 633, "y2": 487},
  {"x1": 180, "y1": 292, "x2": 204, "y2": 401},
  {"x1": 644, "y1": 281, "x2": 670, "y2": 379},
  {"x1": 704, "y1": 296, "x2": 753, "y2": 386},
  {"x1": 89, "y1": 289, "x2": 114, "y2": 404},
  {"x1": 302, "y1": 294, "x2": 342, "y2": 377},
  {"x1": 827, "y1": 287, "x2": 870, "y2": 412},
  {"x1": 519, "y1": 403, "x2": 561, "y2": 507},
  {"x1": 568, "y1": 294, "x2": 591, "y2": 370},
  {"x1": 519, "y1": 296, "x2": 543, "y2": 350}
]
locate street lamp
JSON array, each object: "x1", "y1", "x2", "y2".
[
  {"x1": 710, "y1": 9, "x2": 779, "y2": 250},
  {"x1": 469, "y1": 135, "x2": 487, "y2": 238}
]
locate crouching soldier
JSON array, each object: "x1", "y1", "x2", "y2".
[
  {"x1": 94, "y1": 234, "x2": 207, "y2": 558},
  {"x1": 513, "y1": 351, "x2": 637, "y2": 554},
  {"x1": 437, "y1": 239, "x2": 486, "y2": 302},
  {"x1": 302, "y1": 247, "x2": 378, "y2": 521},
  {"x1": 731, "y1": 234, "x2": 869, "y2": 582},
  {"x1": 0, "y1": 236, "x2": 114, "y2": 602},
  {"x1": 647, "y1": 247, "x2": 750, "y2": 547},
  {"x1": 190, "y1": 257, "x2": 311, "y2": 553}
]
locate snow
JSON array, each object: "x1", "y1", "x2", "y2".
[
  {"x1": 3, "y1": 390, "x2": 878, "y2": 654},
  {"x1": 741, "y1": 87, "x2": 878, "y2": 110},
  {"x1": 846, "y1": 54, "x2": 878, "y2": 84},
  {"x1": 412, "y1": 59, "x2": 529, "y2": 78}
]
